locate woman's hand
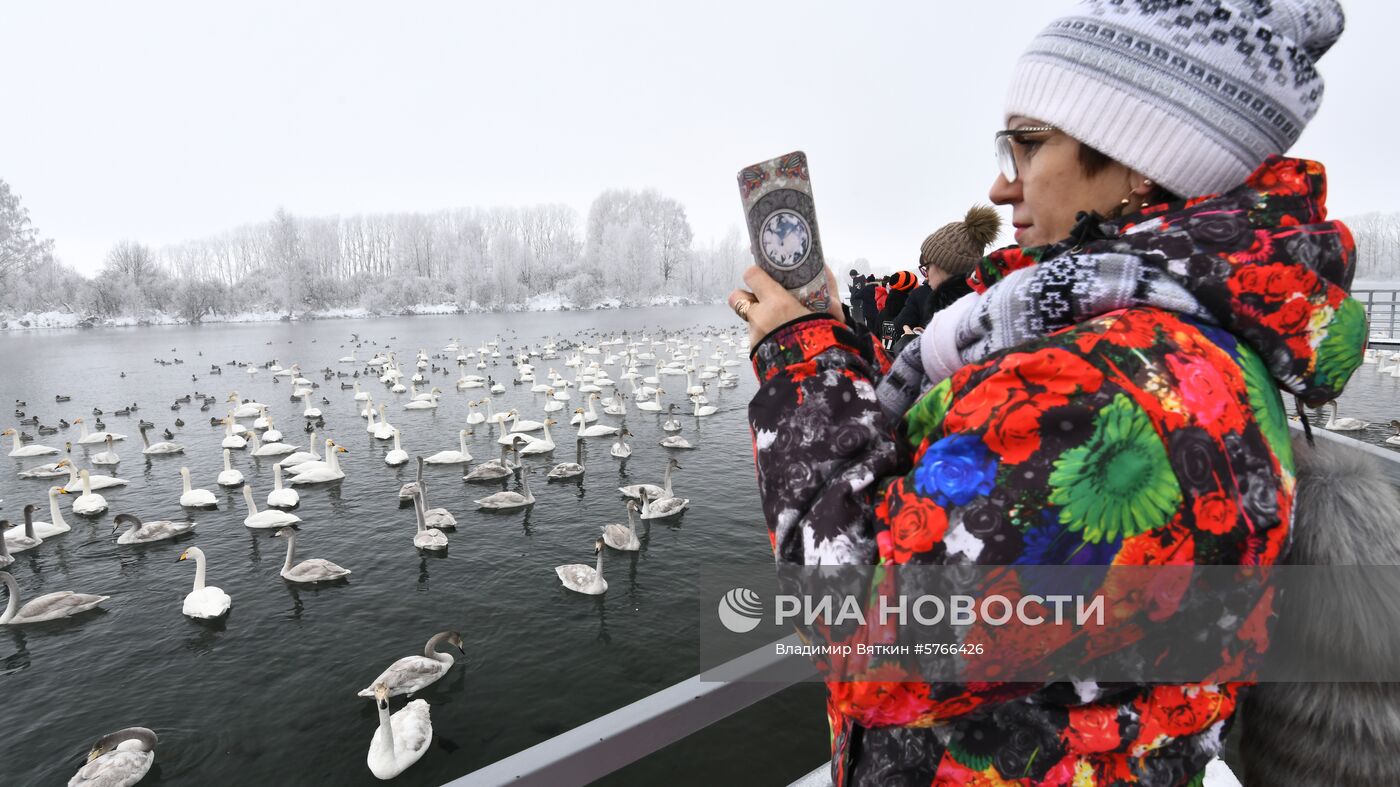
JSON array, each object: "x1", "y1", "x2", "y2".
[{"x1": 728, "y1": 265, "x2": 844, "y2": 347}]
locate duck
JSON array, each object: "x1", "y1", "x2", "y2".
[
  {"x1": 1, "y1": 569, "x2": 108, "y2": 625},
  {"x1": 216, "y1": 448, "x2": 244, "y2": 487},
  {"x1": 273, "y1": 526, "x2": 351, "y2": 583},
  {"x1": 602, "y1": 501, "x2": 642, "y2": 551},
  {"x1": 267, "y1": 464, "x2": 300, "y2": 509},
  {"x1": 72, "y1": 470, "x2": 108, "y2": 516},
  {"x1": 67, "y1": 727, "x2": 157, "y2": 787},
  {"x1": 366, "y1": 682, "x2": 433, "y2": 780},
  {"x1": 555, "y1": 537, "x2": 608, "y2": 595},
  {"x1": 177, "y1": 547, "x2": 231, "y2": 619},
  {"x1": 138, "y1": 424, "x2": 185, "y2": 455},
  {"x1": 610, "y1": 428, "x2": 633, "y2": 459},
  {"x1": 639, "y1": 487, "x2": 690, "y2": 520},
  {"x1": 547, "y1": 437, "x2": 586, "y2": 480},
  {"x1": 475, "y1": 465, "x2": 536, "y2": 510},
  {"x1": 179, "y1": 467, "x2": 218, "y2": 508},
  {"x1": 619, "y1": 457, "x2": 682, "y2": 501},
  {"x1": 424, "y1": 429, "x2": 472, "y2": 465},
  {"x1": 357, "y1": 631, "x2": 465, "y2": 698},
  {"x1": 4, "y1": 427, "x2": 58, "y2": 457},
  {"x1": 410, "y1": 487, "x2": 448, "y2": 551},
  {"x1": 384, "y1": 429, "x2": 410, "y2": 467},
  {"x1": 241, "y1": 484, "x2": 302, "y2": 529},
  {"x1": 112, "y1": 513, "x2": 196, "y2": 545},
  {"x1": 92, "y1": 435, "x2": 121, "y2": 466}
]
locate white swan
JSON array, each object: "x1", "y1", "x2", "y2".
[
  {"x1": 28, "y1": 489, "x2": 74, "y2": 538},
  {"x1": 62, "y1": 460, "x2": 128, "y2": 492},
  {"x1": 288, "y1": 440, "x2": 348, "y2": 485},
  {"x1": 475, "y1": 465, "x2": 536, "y2": 509},
  {"x1": 1387, "y1": 419, "x2": 1400, "y2": 447},
  {"x1": 464, "y1": 444, "x2": 519, "y2": 482},
  {"x1": 18, "y1": 446, "x2": 73, "y2": 478},
  {"x1": 274, "y1": 526, "x2": 351, "y2": 583},
  {"x1": 67, "y1": 727, "x2": 157, "y2": 787},
  {"x1": 366, "y1": 682, "x2": 432, "y2": 781},
  {"x1": 178, "y1": 547, "x2": 231, "y2": 619},
  {"x1": 465, "y1": 400, "x2": 485, "y2": 425},
  {"x1": 4, "y1": 427, "x2": 58, "y2": 457},
  {"x1": 276, "y1": 430, "x2": 321, "y2": 468},
  {"x1": 92, "y1": 435, "x2": 120, "y2": 466},
  {"x1": 241, "y1": 484, "x2": 301, "y2": 529},
  {"x1": 425, "y1": 430, "x2": 472, "y2": 465},
  {"x1": 227, "y1": 392, "x2": 264, "y2": 418},
  {"x1": 73, "y1": 417, "x2": 126, "y2": 445},
  {"x1": 403, "y1": 388, "x2": 441, "y2": 410},
  {"x1": 659, "y1": 435, "x2": 694, "y2": 449},
  {"x1": 509, "y1": 410, "x2": 545, "y2": 433},
  {"x1": 496, "y1": 419, "x2": 538, "y2": 447},
  {"x1": 661, "y1": 403, "x2": 682, "y2": 432},
  {"x1": 179, "y1": 467, "x2": 218, "y2": 508},
  {"x1": 555, "y1": 537, "x2": 607, "y2": 595},
  {"x1": 353, "y1": 381, "x2": 370, "y2": 400},
  {"x1": 113, "y1": 513, "x2": 195, "y2": 544},
  {"x1": 261, "y1": 410, "x2": 283, "y2": 443},
  {"x1": 409, "y1": 458, "x2": 456, "y2": 529},
  {"x1": 373, "y1": 404, "x2": 396, "y2": 440},
  {"x1": 216, "y1": 448, "x2": 244, "y2": 487},
  {"x1": 547, "y1": 438, "x2": 586, "y2": 480},
  {"x1": 2, "y1": 515, "x2": 42, "y2": 554},
  {"x1": 483, "y1": 398, "x2": 510, "y2": 425},
  {"x1": 635, "y1": 391, "x2": 664, "y2": 413},
  {"x1": 570, "y1": 394, "x2": 600, "y2": 425},
  {"x1": 72, "y1": 470, "x2": 108, "y2": 515},
  {"x1": 286, "y1": 438, "x2": 341, "y2": 476},
  {"x1": 1, "y1": 569, "x2": 108, "y2": 624},
  {"x1": 690, "y1": 394, "x2": 717, "y2": 417},
  {"x1": 267, "y1": 464, "x2": 300, "y2": 509},
  {"x1": 640, "y1": 488, "x2": 690, "y2": 520},
  {"x1": 610, "y1": 429, "x2": 633, "y2": 459},
  {"x1": 518, "y1": 419, "x2": 557, "y2": 456},
  {"x1": 385, "y1": 429, "x2": 410, "y2": 467},
  {"x1": 1321, "y1": 400, "x2": 1368, "y2": 431},
  {"x1": 300, "y1": 391, "x2": 322, "y2": 419},
  {"x1": 602, "y1": 501, "x2": 642, "y2": 551},
  {"x1": 0, "y1": 528, "x2": 10, "y2": 568},
  {"x1": 411, "y1": 487, "x2": 448, "y2": 550},
  {"x1": 138, "y1": 425, "x2": 184, "y2": 455},
  {"x1": 575, "y1": 408, "x2": 620, "y2": 438},
  {"x1": 221, "y1": 415, "x2": 248, "y2": 449},
  {"x1": 357, "y1": 631, "x2": 465, "y2": 697},
  {"x1": 250, "y1": 433, "x2": 297, "y2": 457},
  {"x1": 619, "y1": 457, "x2": 681, "y2": 501}
]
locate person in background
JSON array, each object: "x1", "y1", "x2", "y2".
[
  {"x1": 888, "y1": 205, "x2": 1001, "y2": 353},
  {"x1": 728, "y1": 0, "x2": 1363, "y2": 783},
  {"x1": 877, "y1": 270, "x2": 918, "y2": 348},
  {"x1": 846, "y1": 269, "x2": 869, "y2": 329},
  {"x1": 857, "y1": 274, "x2": 881, "y2": 333}
]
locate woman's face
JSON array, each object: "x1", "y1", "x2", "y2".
[{"x1": 988, "y1": 117, "x2": 1143, "y2": 247}]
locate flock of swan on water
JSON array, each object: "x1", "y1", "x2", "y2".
[{"x1": 4, "y1": 327, "x2": 748, "y2": 785}]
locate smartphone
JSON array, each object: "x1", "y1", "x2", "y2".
[{"x1": 737, "y1": 151, "x2": 831, "y2": 312}]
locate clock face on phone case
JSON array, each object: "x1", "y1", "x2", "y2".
[{"x1": 760, "y1": 209, "x2": 811, "y2": 270}]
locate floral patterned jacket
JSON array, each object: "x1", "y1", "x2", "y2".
[{"x1": 747, "y1": 158, "x2": 1365, "y2": 786}]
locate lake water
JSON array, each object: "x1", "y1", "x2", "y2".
[{"x1": 0, "y1": 305, "x2": 828, "y2": 786}]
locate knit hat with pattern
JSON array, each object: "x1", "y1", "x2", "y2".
[
  {"x1": 1006, "y1": 0, "x2": 1345, "y2": 197},
  {"x1": 920, "y1": 205, "x2": 1003, "y2": 277},
  {"x1": 888, "y1": 271, "x2": 919, "y2": 291}
]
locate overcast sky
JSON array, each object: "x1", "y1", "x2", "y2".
[{"x1": 3, "y1": 0, "x2": 1395, "y2": 278}]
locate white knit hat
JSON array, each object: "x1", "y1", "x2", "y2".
[{"x1": 1006, "y1": 0, "x2": 1345, "y2": 197}]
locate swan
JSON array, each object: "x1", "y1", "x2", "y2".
[
  {"x1": 373, "y1": 404, "x2": 396, "y2": 440},
  {"x1": 411, "y1": 487, "x2": 448, "y2": 550},
  {"x1": 635, "y1": 391, "x2": 664, "y2": 413},
  {"x1": 570, "y1": 394, "x2": 600, "y2": 425},
  {"x1": 285, "y1": 439, "x2": 343, "y2": 477},
  {"x1": 267, "y1": 465, "x2": 300, "y2": 509},
  {"x1": 274, "y1": 526, "x2": 351, "y2": 583},
  {"x1": 366, "y1": 682, "x2": 433, "y2": 781},
  {"x1": 659, "y1": 435, "x2": 694, "y2": 449},
  {"x1": 384, "y1": 429, "x2": 409, "y2": 467},
  {"x1": 640, "y1": 488, "x2": 690, "y2": 520},
  {"x1": 1, "y1": 569, "x2": 107, "y2": 625},
  {"x1": 602, "y1": 501, "x2": 642, "y2": 551},
  {"x1": 300, "y1": 391, "x2": 322, "y2": 419},
  {"x1": 404, "y1": 388, "x2": 441, "y2": 409},
  {"x1": 465, "y1": 400, "x2": 485, "y2": 425},
  {"x1": 575, "y1": 408, "x2": 620, "y2": 438},
  {"x1": 179, "y1": 467, "x2": 218, "y2": 508},
  {"x1": 4, "y1": 427, "x2": 58, "y2": 457},
  {"x1": 67, "y1": 727, "x2": 157, "y2": 787},
  {"x1": 25, "y1": 489, "x2": 73, "y2": 539},
  {"x1": 619, "y1": 458, "x2": 681, "y2": 501},
  {"x1": 509, "y1": 411, "x2": 545, "y2": 433},
  {"x1": 357, "y1": 631, "x2": 465, "y2": 697},
  {"x1": 610, "y1": 429, "x2": 633, "y2": 459},
  {"x1": 547, "y1": 438, "x2": 586, "y2": 480},
  {"x1": 555, "y1": 537, "x2": 607, "y2": 595},
  {"x1": 2, "y1": 514, "x2": 42, "y2": 554},
  {"x1": 241, "y1": 484, "x2": 301, "y2": 528},
  {"x1": 0, "y1": 527, "x2": 10, "y2": 568},
  {"x1": 690, "y1": 394, "x2": 717, "y2": 417},
  {"x1": 365, "y1": 397, "x2": 378, "y2": 428},
  {"x1": 425, "y1": 430, "x2": 472, "y2": 465},
  {"x1": 261, "y1": 413, "x2": 283, "y2": 443},
  {"x1": 73, "y1": 417, "x2": 126, "y2": 445},
  {"x1": 113, "y1": 513, "x2": 195, "y2": 544},
  {"x1": 353, "y1": 381, "x2": 370, "y2": 400},
  {"x1": 216, "y1": 448, "x2": 244, "y2": 487},
  {"x1": 250, "y1": 433, "x2": 297, "y2": 457},
  {"x1": 92, "y1": 435, "x2": 120, "y2": 465},
  {"x1": 1387, "y1": 420, "x2": 1400, "y2": 447},
  {"x1": 62, "y1": 460, "x2": 128, "y2": 492},
  {"x1": 138, "y1": 425, "x2": 184, "y2": 455},
  {"x1": 253, "y1": 406, "x2": 272, "y2": 430},
  {"x1": 660, "y1": 403, "x2": 682, "y2": 432},
  {"x1": 464, "y1": 444, "x2": 519, "y2": 482},
  {"x1": 406, "y1": 458, "x2": 456, "y2": 529},
  {"x1": 227, "y1": 392, "x2": 263, "y2": 418},
  {"x1": 475, "y1": 465, "x2": 536, "y2": 510},
  {"x1": 496, "y1": 419, "x2": 538, "y2": 447},
  {"x1": 177, "y1": 547, "x2": 231, "y2": 619},
  {"x1": 483, "y1": 398, "x2": 511, "y2": 425},
  {"x1": 276, "y1": 430, "x2": 321, "y2": 468},
  {"x1": 517, "y1": 419, "x2": 557, "y2": 455},
  {"x1": 18, "y1": 445, "x2": 73, "y2": 478},
  {"x1": 220, "y1": 415, "x2": 248, "y2": 449},
  {"x1": 72, "y1": 470, "x2": 108, "y2": 516},
  {"x1": 1320, "y1": 400, "x2": 1368, "y2": 431}
]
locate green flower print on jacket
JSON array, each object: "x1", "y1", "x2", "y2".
[
  {"x1": 1049, "y1": 393, "x2": 1182, "y2": 543},
  {"x1": 1238, "y1": 342, "x2": 1294, "y2": 475},
  {"x1": 1314, "y1": 298, "x2": 1367, "y2": 392}
]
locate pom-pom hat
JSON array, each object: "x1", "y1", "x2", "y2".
[
  {"x1": 1006, "y1": 0, "x2": 1345, "y2": 198},
  {"x1": 920, "y1": 205, "x2": 1003, "y2": 277}
]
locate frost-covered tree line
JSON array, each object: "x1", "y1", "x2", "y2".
[
  {"x1": 0, "y1": 178, "x2": 755, "y2": 323},
  {"x1": 1347, "y1": 211, "x2": 1400, "y2": 282}
]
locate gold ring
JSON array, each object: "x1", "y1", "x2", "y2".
[{"x1": 732, "y1": 298, "x2": 751, "y2": 321}]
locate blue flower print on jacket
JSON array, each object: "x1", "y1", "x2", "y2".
[{"x1": 913, "y1": 433, "x2": 998, "y2": 507}]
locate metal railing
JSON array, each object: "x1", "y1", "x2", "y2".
[{"x1": 1354, "y1": 289, "x2": 1400, "y2": 340}]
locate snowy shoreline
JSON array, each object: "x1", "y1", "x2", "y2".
[{"x1": 0, "y1": 294, "x2": 717, "y2": 332}]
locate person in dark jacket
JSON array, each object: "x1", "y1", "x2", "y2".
[
  {"x1": 857, "y1": 275, "x2": 880, "y2": 331},
  {"x1": 877, "y1": 271, "x2": 918, "y2": 347},
  {"x1": 888, "y1": 205, "x2": 1002, "y2": 353}
]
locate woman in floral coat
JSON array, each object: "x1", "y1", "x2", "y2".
[{"x1": 731, "y1": 1, "x2": 1363, "y2": 785}]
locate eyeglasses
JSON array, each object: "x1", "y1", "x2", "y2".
[{"x1": 994, "y1": 125, "x2": 1056, "y2": 183}]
